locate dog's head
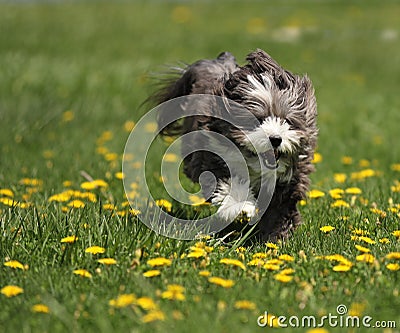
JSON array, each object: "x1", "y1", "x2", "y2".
[{"x1": 226, "y1": 50, "x2": 318, "y2": 183}]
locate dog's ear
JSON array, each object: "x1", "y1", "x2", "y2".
[
  {"x1": 301, "y1": 75, "x2": 318, "y2": 148},
  {"x1": 245, "y1": 49, "x2": 295, "y2": 90}
]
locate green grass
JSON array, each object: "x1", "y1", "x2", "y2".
[{"x1": 1, "y1": 1, "x2": 400, "y2": 332}]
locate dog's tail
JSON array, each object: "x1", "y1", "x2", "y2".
[{"x1": 149, "y1": 52, "x2": 238, "y2": 136}]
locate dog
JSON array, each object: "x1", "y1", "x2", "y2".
[{"x1": 151, "y1": 49, "x2": 318, "y2": 241}]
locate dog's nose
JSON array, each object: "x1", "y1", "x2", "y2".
[{"x1": 269, "y1": 135, "x2": 282, "y2": 148}]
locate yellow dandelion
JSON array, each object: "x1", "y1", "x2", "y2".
[
  {"x1": 334, "y1": 173, "x2": 347, "y2": 183},
  {"x1": 136, "y1": 297, "x2": 158, "y2": 311},
  {"x1": 143, "y1": 270, "x2": 161, "y2": 278},
  {"x1": 351, "y1": 169, "x2": 376, "y2": 180},
  {"x1": 109, "y1": 294, "x2": 136, "y2": 308},
  {"x1": 60, "y1": 235, "x2": 78, "y2": 243},
  {"x1": 155, "y1": 199, "x2": 172, "y2": 212},
  {"x1": 386, "y1": 263, "x2": 400, "y2": 271},
  {"x1": 329, "y1": 188, "x2": 344, "y2": 199},
  {"x1": 379, "y1": 238, "x2": 390, "y2": 244},
  {"x1": 355, "y1": 245, "x2": 370, "y2": 253},
  {"x1": 266, "y1": 242, "x2": 279, "y2": 250},
  {"x1": 67, "y1": 200, "x2": 85, "y2": 208},
  {"x1": 263, "y1": 263, "x2": 281, "y2": 271},
  {"x1": 161, "y1": 284, "x2": 185, "y2": 301},
  {"x1": 332, "y1": 264, "x2": 352, "y2": 272},
  {"x1": 142, "y1": 310, "x2": 165, "y2": 323},
  {"x1": 147, "y1": 257, "x2": 172, "y2": 267},
  {"x1": 356, "y1": 254, "x2": 375, "y2": 264},
  {"x1": 49, "y1": 192, "x2": 71, "y2": 202},
  {"x1": 279, "y1": 268, "x2": 295, "y2": 275},
  {"x1": 4, "y1": 260, "x2": 25, "y2": 270},
  {"x1": 348, "y1": 302, "x2": 366, "y2": 317},
  {"x1": 357, "y1": 236, "x2": 376, "y2": 244},
  {"x1": 393, "y1": 230, "x2": 400, "y2": 238},
  {"x1": 199, "y1": 270, "x2": 211, "y2": 277},
  {"x1": 305, "y1": 328, "x2": 330, "y2": 333},
  {"x1": 0, "y1": 197, "x2": 16, "y2": 207},
  {"x1": 163, "y1": 153, "x2": 179, "y2": 163},
  {"x1": 92, "y1": 179, "x2": 108, "y2": 188},
  {"x1": 341, "y1": 156, "x2": 353, "y2": 165},
  {"x1": 115, "y1": 172, "x2": 124, "y2": 180},
  {"x1": 187, "y1": 249, "x2": 206, "y2": 258},
  {"x1": 352, "y1": 228, "x2": 369, "y2": 236},
  {"x1": 331, "y1": 200, "x2": 350, "y2": 208},
  {"x1": 265, "y1": 259, "x2": 284, "y2": 265},
  {"x1": 219, "y1": 258, "x2": 246, "y2": 270},
  {"x1": 97, "y1": 258, "x2": 117, "y2": 265},
  {"x1": 0, "y1": 189, "x2": 14, "y2": 197},
  {"x1": 370, "y1": 208, "x2": 387, "y2": 218},
  {"x1": 248, "y1": 259, "x2": 265, "y2": 267},
  {"x1": 385, "y1": 252, "x2": 400, "y2": 260},
  {"x1": 323, "y1": 254, "x2": 353, "y2": 266},
  {"x1": 253, "y1": 252, "x2": 268, "y2": 259},
  {"x1": 124, "y1": 120, "x2": 135, "y2": 132},
  {"x1": 345, "y1": 187, "x2": 362, "y2": 194},
  {"x1": 73, "y1": 269, "x2": 92, "y2": 278},
  {"x1": 234, "y1": 300, "x2": 257, "y2": 310},
  {"x1": 1, "y1": 285, "x2": 24, "y2": 298},
  {"x1": 274, "y1": 273, "x2": 293, "y2": 283},
  {"x1": 299, "y1": 199, "x2": 307, "y2": 206},
  {"x1": 85, "y1": 246, "x2": 106, "y2": 254},
  {"x1": 102, "y1": 203, "x2": 116, "y2": 211},
  {"x1": 19, "y1": 178, "x2": 43, "y2": 187},
  {"x1": 320, "y1": 225, "x2": 335, "y2": 233},
  {"x1": 308, "y1": 189, "x2": 325, "y2": 199},
  {"x1": 62, "y1": 110, "x2": 74, "y2": 122},
  {"x1": 359, "y1": 159, "x2": 370, "y2": 168},
  {"x1": 144, "y1": 122, "x2": 157, "y2": 133},
  {"x1": 188, "y1": 194, "x2": 207, "y2": 206},
  {"x1": 31, "y1": 304, "x2": 50, "y2": 314},
  {"x1": 279, "y1": 254, "x2": 295, "y2": 262},
  {"x1": 208, "y1": 276, "x2": 235, "y2": 288},
  {"x1": 311, "y1": 152, "x2": 323, "y2": 164}
]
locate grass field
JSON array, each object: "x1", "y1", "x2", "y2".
[{"x1": 1, "y1": 1, "x2": 400, "y2": 332}]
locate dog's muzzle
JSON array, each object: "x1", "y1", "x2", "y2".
[{"x1": 260, "y1": 149, "x2": 281, "y2": 169}]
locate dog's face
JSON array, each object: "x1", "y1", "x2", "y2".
[{"x1": 231, "y1": 73, "x2": 317, "y2": 183}]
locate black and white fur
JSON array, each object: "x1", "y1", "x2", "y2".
[{"x1": 151, "y1": 49, "x2": 318, "y2": 241}]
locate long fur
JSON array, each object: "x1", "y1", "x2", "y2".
[{"x1": 150, "y1": 49, "x2": 318, "y2": 241}]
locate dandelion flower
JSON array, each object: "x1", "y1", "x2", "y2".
[
  {"x1": 147, "y1": 257, "x2": 172, "y2": 267},
  {"x1": 0, "y1": 189, "x2": 14, "y2": 197},
  {"x1": 263, "y1": 263, "x2": 280, "y2": 271},
  {"x1": 331, "y1": 200, "x2": 350, "y2": 208},
  {"x1": 379, "y1": 238, "x2": 390, "y2": 244},
  {"x1": 386, "y1": 263, "x2": 400, "y2": 271},
  {"x1": 4, "y1": 260, "x2": 25, "y2": 270},
  {"x1": 31, "y1": 304, "x2": 50, "y2": 313},
  {"x1": 163, "y1": 153, "x2": 179, "y2": 163},
  {"x1": 357, "y1": 236, "x2": 376, "y2": 244},
  {"x1": 345, "y1": 187, "x2": 362, "y2": 195},
  {"x1": 73, "y1": 269, "x2": 92, "y2": 278},
  {"x1": 61, "y1": 235, "x2": 78, "y2": 243},
  {"x1": 155, "y1": 199, "x2": 172, "y2": 212},
  {"x1": 143, "y1": 270, "x2": 161, "y2": 278},
  {"x1": 85, "y1": 246, "x2": 106, "y2": 254},
  {"x1": 199, "y1": 270, "x2": 211, "y2": 277},
  {"x1": 161, "y1": 284, "x2": 185, "y2": 301},
  {"x1": 136, "y1": 297, "x2": 158, "y2": 311},
  {"x1": 311, "y1": 152, "x2": 322, "y2": 164},
  {"x1": 385, "y1": 252, "x2": 400, "y2": 260},
  {"x1": 279, "y1": 254, "x2": 295, "y2": 262},
  {"x1": 266, "y1": 242, "x2": 279, "y2": 250},
  {"x1": 208, "y1": 277, "x2": 235, "y2": 288},
  {"x1": 67, "y1": 200, "x2": 85, "y2": 208},
  {"x1": 356, "y1": 254, "x2": 375, "y2": 264},
  {"x1": 142, "y1": 310, "x2": 165, "y2": 323},
  {"x1": 97, "y1": 258, "x2": 117, "y2": 265},
  {"x1": 219, "y1": 258, "x2": 246, "y2": 270},
  {"x1": 279, "y1": 268, "x2": 295, "y2": 275},
  {"x1": 320, "y1": 225, "x2": 335, "y2": 233},
  {"x1": 308, "y1": 190, "x2": 325, "y2": 199},
  {"x1": 109, "y1": 294, "x2": 136, "y2": 308},
  {"x1": 1, "y1": 285, "x2": 24, "y2": 298},
  {"x1": 248, "y1": 259, "x2": 265, "y2": 267},
  {"x1": 334, "y1": 173, "x2": 347, "y2": 183},
  {"x1": 332, "y1": 264, "x2": 352, "y2": 272},
  {"x1": 258, "y1": 312, "x2": 281, "y2": 327},
  {"x1": 234, "y1": 300, "x2": 257, "y2": 310},
  {"x1": 355, "y1": 245, "x2": 370, "y2": 253},
  {"x1": 274, "y1": 273, "x2": 293, "y2": 283},
  {"x1": 329, "y1": 188, "x2": 344, "y2": 199},
  {"x1": 392, "y1": 230, "x2": 400, "y2": 238},
  {"x1": 341, "y1": 156, "x2": 353, "y2": 165},
  {"x1": 253, "y1": 252, "x2": 268, "y2": 259}
]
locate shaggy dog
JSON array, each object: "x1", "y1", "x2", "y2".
[{"x1": 151, "y1": 49, "x2": 318, "y2": 241}]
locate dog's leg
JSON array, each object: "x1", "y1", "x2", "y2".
[{"x1": 211, "y1": 176, "x2": 257, "y2": 221}]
